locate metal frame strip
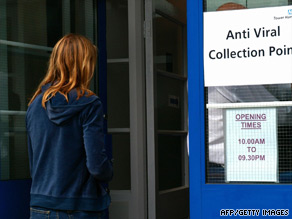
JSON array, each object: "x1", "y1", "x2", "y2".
[{"x1": 0, "y1": 40, "x2": 52, "y2": 51}]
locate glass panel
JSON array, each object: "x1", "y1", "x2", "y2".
[
  {"x1": 154, "y1": 14, "x2": 183, "y2": 75},
  {"x1": 206, "y1": 85, "x2": 292, "y2": 183},
  {"x1": 5, "y1": 1, "x2": 95, "y2": 46},
  {"x1": 204, "y1": 0, "x2": 247, "y2": 12},
  {"x1": 204, "y1": 0, "x2": 289, "y2": 12},
  {"x1": 106, "y1": 0, "x2": 130, "y2": 192},
  {"x1": 155, "y1": 0, "x2": 186, "y2": 23},
  {"x1": 106, "y1": 0, "x2": 128, "y2": 59},
  {"x1": 158, "y1": 135, "x2": 184, "y2": 191},
  {"x1": 157, "y1": 75, "x2": 184, "y2": 130},
  {"x1": 204, "y1": 0, "x2": 292, "y2": 184},
  {"x1": 0, "y1": 0, "x2": 97, "y2": 180},
  {"x1": 248, "y1": 0, "x2": 288, "y2": 8},
  {"x1": 107, "y1": 63, "x2": 130, "y2": 128},
  {"x1": 5, "y1": 1, "x2": 49, "y2": 45},
  {"x1": 154, "y1": 8, "x2": 187, "y2": 192},
  {"x1": 109, "y1": 134, "x2": 131, "y2": 190}
]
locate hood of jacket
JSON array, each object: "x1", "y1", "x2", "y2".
[{"x1": 42, "y1": 84, "x2": 98, "y2": 125}]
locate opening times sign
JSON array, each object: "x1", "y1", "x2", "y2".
[
  {"x1": 225, "y1": 108, "x2": 278, "y2": 182},
  {"x1": 204, "y1": 5, "x2": 292, "y2": 86}
]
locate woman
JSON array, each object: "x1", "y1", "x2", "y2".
[{"x1": 26, "y1": 34, "x2": 113, "y2": 218}]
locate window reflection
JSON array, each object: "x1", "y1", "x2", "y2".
[
  {"x1": 0, "y1": 0, "x2": 97, "y2": 180},
  {"x1": 109, "y1": 134, "x2": 131, "y2": 190},
  {"x1": 154, "y1": 14, "x2": 183, "y2": 75},
  {"x1": 204, "y1": 0, "x2": 292, "y2": 184},
  {"x1": 154, "y1": 10, "x2": 187, "y2": 191},
  {"x1": 157, "y1": 75, "x2": 184, "y2": 130},
  {"x1": 158, "y1": 135, "x2": 184, "y2": 191}
]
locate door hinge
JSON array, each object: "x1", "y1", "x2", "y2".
[{"x1": 144, "y1": 20, "x2": 151, "y2": 38}]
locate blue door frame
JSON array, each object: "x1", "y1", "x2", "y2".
[
  {"x1": 0, "y1": 1, "x2": 108, "y2": 218},
  {"x1": 0, "y1": 180, "x2": 31, "y2": 218},
  {"x1": 187, "y1": 1, "x2": 292, "y2": 218}
]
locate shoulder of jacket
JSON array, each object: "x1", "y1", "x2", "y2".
[
  {"x1": 84, "y1": 95, "x2": 102, "y2": 107},
  {"x1": 79, "y1": 96, "x2": 103, "y2": 119}
]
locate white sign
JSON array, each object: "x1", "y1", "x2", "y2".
[
  {"x1": 204, "y1": 6, "x2": 292, "y2": 86},
  {"x1": 225, "y1": 108, "x2": 278, "y2": 182}
]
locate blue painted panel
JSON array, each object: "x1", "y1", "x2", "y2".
[
  {"x1": 187, "y1": 0, "x2": 292, "y2": 218},
  {"x1": 202, "y1": 185, "x2": 292, "y2": 218},
  {"x1": 0, "y1": 180, "x2": 31, "y2": 219},
  {"x1": 97, "y1": 0, "x2": 112, "y2": 160},
  {"x1": 98, "y1": 0, "x2": 108, "y2": 112},
  {"x1": 187, "y1": 0, "x2": 204, "y2": 218}
]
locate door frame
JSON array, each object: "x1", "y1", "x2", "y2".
[
  {"x1": 145, "y1": 1, "x2": 156, "y2": 218},
  {"x1": 187, "y1": 1, "x2": 292, "y2": 218},
  {"x1": 105, "y1": 0, "x2": 147, "y2": 218},
  {"x1": 187, "y1": 1, "x2": 204, "y2": 218}
]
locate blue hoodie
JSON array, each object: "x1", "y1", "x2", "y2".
[{"x1": 26, "y1": 84, "x2": 113, "y2": 211}]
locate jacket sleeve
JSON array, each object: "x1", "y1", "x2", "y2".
[{"x1": 82, "y1": 99, "x2": 113, "y2": 182}]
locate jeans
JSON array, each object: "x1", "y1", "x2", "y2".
[{"x1": 30, "y1": 207, "x2": 108, "y2": 219}]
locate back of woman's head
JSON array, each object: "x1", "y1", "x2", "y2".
[{"x1": 29, "y1": 33, "x2": 97, "y2": 107}]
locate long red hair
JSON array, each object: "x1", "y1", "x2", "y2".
[{"x1": 28, "y1": 33, "x2": 97, "y2": 108}]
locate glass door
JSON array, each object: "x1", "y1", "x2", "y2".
[
  {"x1": 145, "y1": 1, "x2": 189, "y2": 218},
  {"x1": 0, "y1": 1, "x2": 98, "y2": 217}
]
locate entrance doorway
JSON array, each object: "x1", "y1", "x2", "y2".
[{"x1": 145, "y1": 0, "x2": 189, "y2": 218}]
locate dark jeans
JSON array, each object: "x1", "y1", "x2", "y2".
[{"x1": 30, "y1": 207, "x2": 108, "y2": 219}]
